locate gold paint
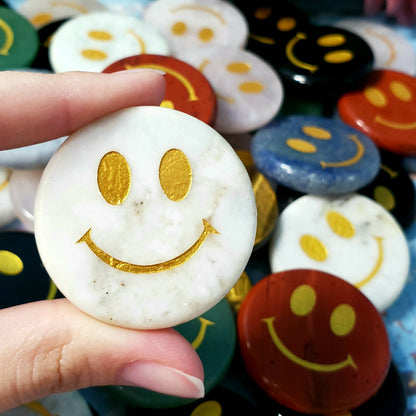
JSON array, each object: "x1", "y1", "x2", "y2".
[
  {"x1": 0, "y1": 251, "x2": 23, "y2": 275},
  {"x1": 255, "y1": 7, "x2": 272, "y2": 20},
  {"x1": 77, "y1": 219, "x2": 219, "y2": 274},
  {"x1": 0, "y1": 19, "x2": 14, "y2": 56},
  {"x1": 239, "y1": 81, "x2": 264, "y2": 94},
  {"x1": 198, "y1": 59, "x2": 210, "y2": 73},
  {"x1": 227, "y1": 61, "x2": 251, "y2": 74},
  {"x1": 226, "y1": 271, "x2": 252, "y2": 313},
  {"x1": 191, "y1": 317, "x2": 215, "y2": 349},
  {"x1": 300, "y1": 234, "x2": 327, "y2": 261},
  {"x1": 326, "y1": 211, "x2": 355, "y2": 238},
  {"x1": 199, "y1": 27, "x2": 214, "y2": 42},
  {"x1": 320, "y1": 134, "x2": 364, "y2": 168},
  {"x1": 286, "y1": 33, "x2": 319, "y2": 73},
  {"x1": 51, "y1": 0, "x2": 89, "y2": 13},
  {"x1": 215, "y1": 93, "x2": 235, "y2": 104},
  {"x1": 159, "y1": 149, "x2": 192, "y2": 201},
  {"x1": 390, "y1": 81, "x2": 412, "y2": 101},
  {"x1": 43, "y1": 34, "x2": 54, "y2": 48},
  {"x1": 290, "y1": 285, "x2": 316, "y2": 316},
  {"x1": 286, "y1": 138, "x2": 317, "y2": 153},
  {"x1": 31, "y1": 13, "x2": 53, "y2": 26},
  {"x1": 24, "y1": 401, "x2": 54, "y2": 416},
  {"x1": 302, "y1": 126, "x2": 331, "y2": 139},
  {"x1": 126, "y1": 63, "x2": 199, "y2": 101},
  {"x1": 381, "y1": 164, "x2": 399, "y2": 178},
  {"x1": 171, "y1": 21, "x2": 187, "y2": 36},
  {"x1": 324, "y1": 50, "x2": 354, "y2": 64},
  {"x1": 190, "y1": 401, "x2": 222, "y2": 416},
  {"x1": 127, "y1": 29, "x2": 146, "y2": 53},
  {"x1": 263, "y1": 317, "x2": 357, "y2": 371},
  {"x1": 81, "y1": 49, "x2": 107, "y2": 60},
  {"x1": 365, "y1": 87, "x2": 387, "y2": 107},
  {"x1": 375, "y1": 115, "x2": 416, "y2": 130},
  {"x1": 0, "y1": 168, "x2": 11, "y2": 192},
  {"x1": 317, "y1": 33, "x2": 346, "y2": 47},
  {"x1": 330, "y1": 304, "x2": 356, "y2": 336},
  {"x1": 354, "y1": 236, "x2": 384, "y2": 288},
  {"x1": 170, "y1": 5, "x2": 226, "y2": 24},
  {"x1": 374, "y1": 185, "x2": 396, "y2": 211},
  {"x1": 46, "y1": 281, "x2": 58, "y2": 300},
  {"x1": 161, "y1": 99, "x2": 175, "y2": 109},
  {"x1": 365, "y1": 28, "x2": 397, "y2": 66},
  {"x1": 88, "y1": 30, "x2": 113, "y2": 41},
  {"x1": 97, "y1": 151, "x2": 131, "y2": 206},
  {"x1": 249, "y1": 33, "x2": 276, "y2": 45},
  {"x1": 277, "y1": 17, "x2": 296, "y2": 32}
]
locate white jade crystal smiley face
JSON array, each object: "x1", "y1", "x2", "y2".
[{"x1": 34, "y1": 107, "x2": 256, "y2": 329}]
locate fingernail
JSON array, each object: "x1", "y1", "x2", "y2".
[
  {"x1": 111, "y1": 68, "x2": 166, "y2": 75},
  {"x1": 116, "y1": 361, "x2": 205, "y2": 399}
]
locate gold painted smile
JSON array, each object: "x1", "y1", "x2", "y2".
[
  {"x1": 375, "y1": 115, "x2": 416, "y2": 130},
  {"x1": 77, "y1": 219, "x2": 218, "y2": 274}
]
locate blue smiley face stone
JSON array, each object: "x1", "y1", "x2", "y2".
[{"x1": 251, "y1": 115, "x2": 381, "y2": 195}]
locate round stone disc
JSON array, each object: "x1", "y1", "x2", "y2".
[
  {"x1": 34, "y1": 106, "x2": 256, "y2": 329},
  {"x1": 49, "y1": 11, "x2": 170, "y2": 73}
]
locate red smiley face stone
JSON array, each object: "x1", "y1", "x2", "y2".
[
  {"x1": 104, "y1": 54, "x2": 217, "y2": 125},
  {"x1": 237, "y1": 269, "x2": 390, "y2": 415},
  {"x1": 338, "y1": 69, "x2": 416, "y2": 155}
]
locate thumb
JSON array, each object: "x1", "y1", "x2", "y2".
[{"x1": 0, "y1": 299, "x2": 204, "y2": 412}]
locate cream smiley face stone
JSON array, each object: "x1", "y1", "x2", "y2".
[
  {"x1": 269, "y1": 194, "x2": 409, "y2": 312},
  {"x1": 34, "y1": 106, "x2": 256, "y2": 329},
  {"x1": 49, "y1": 12, "x2": 170, "y2": 73}
]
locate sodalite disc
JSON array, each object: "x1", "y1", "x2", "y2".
[
  {"x1": 251, "y1": 115, "x2": 380, "y2": 195},
  {"x1": 34, "y1": 106, "x2": 256, "y2": 329},
  {"x1": 269, "y1": 193, "x2": 409, "y2": 311}
]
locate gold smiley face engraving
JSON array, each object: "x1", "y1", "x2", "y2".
[
  {"x1": 0, "y1": 250, "x2": 23, "y2": 275},
  {"x1": 263, "y1": 284, "x2": 357, "y2": 372},
  {"x1": 77, "y1": 149, "x2": 219, "y2": 274}
]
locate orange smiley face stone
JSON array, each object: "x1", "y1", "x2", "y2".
[
  {"x1": 338, "y1": 69, "x2": 416, "y2": 155},
  {"x1": 237, "y1": 269, "x2": 390, "y2": 415}
]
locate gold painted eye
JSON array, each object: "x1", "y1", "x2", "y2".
[
  {"x1": 97, "y1": 151, "x2": 131, "y2": 205},
  {"x1": 330, "y1": 304, "x2": 356, "y2": 336},
  {"x1": 160, "y1": 99, "x2": 175, "y2": 109},
  {"x1": 199, "y1": 27, "x2": 214, "y2": 42},
  {"x1": 159, "y1": 149, "x2": 192, "y2": 201},
  {"x1": 317, "y1": 34, "x2": 346, "y2": 47},
  {"x1": 31, "y1": 13, "x2": 53, "y2": 26},
  {"x1": 88, "y1": 31, "x2": 113, "y2": 41},
  {"x1": 0, "y1": 250, "x2": 23, "y2": 275},
  {"x1": 277, "y1": 17, "x2": 296, "y2": 32},
  {"x1": 172, "y1": 21, "x2": 187, "y2": 36},
  {"x1": 286, "y1": 138, "x2": 317, "y2": 153},
  {"x1": 190, "y1": 400, "x2": 222, "y2": 416},
  {"x1": 302, "y1": 126, "x2": 331, "y2": 139},
  {"x1": 227, "y1": 61, "x2": 251, "y2": 74},
  {"x1": 364, "y1": 86, "x2": 387, "y2": 107},
  {"x1": 324, "y1": 50, "x2": 354, "y2": 64},
  {"x1": 239, "y1": 81, "x2": 264, "y2": 94},
  {"x1": 81, "y1": 49, "x2": 107, "y2": 60},
  {"x1": 255, "y1": 7, "x2": 272, "y2": 20},
  {"x1": 290, "y1": 284, "x2": 316, "y2": 316},
  {"x1": 326, "y1": 211, "x2": 355, "y2": 238},
  {"x1": 390, "y1": 81, "x2": 412, "y2": 102},
  {"x1": 300, "y1": 234, "x2": 327, "y2": 261},
  {"x1": 374, "y1": 185, "x2": 395, "y2": 211}
]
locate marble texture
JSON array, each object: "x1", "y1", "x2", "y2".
[
  {"x1": 177, "y1": 46, "x2": 284, "y2": 134},
  {"x1": 49, "y1": 12, "x2": 170, "y2": 73},
  {"x1": 269, "y1": 193, "x2": 409, "y2": 312},
  {"x1": 143, "y1": 0, "x2": 248, "y2": 56},
  {"x1": 334, "y1": 18, "x2": 416, "y2": 76},
  {"x1": 34, "y1": 106, "x2": 257, "y2": 329},
  {"x1": 251, "y1": 115, "x2": 380, "y2": 195}
]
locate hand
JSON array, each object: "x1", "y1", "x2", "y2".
[
  {"x1": 0, "y1": 70, "x2": 204, "y2": 412},
  {"x1": 364, "y1": 0, "x2": 416, "y2": 25}
]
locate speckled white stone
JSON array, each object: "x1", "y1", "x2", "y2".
[
  {"x1": 176, "y1": 46, "x2": 284, "y2": 134},
  {"x1": 143, "y1": 0, "x2": 248, "y2": 56},
  {"x1": 18, "y1": 0, "x2": 107, "y2": 27},
  {"x1": 0, "y1": 167, "x2": 17, "y2": 228},
  {"x1": 269, "y1": 193, "x2": 409, "y2": 312},
  {"x1": 34, "y1": 106, "x2": 256, "y2": 329},
  {"x1": 334, "y1": 18, "x2": 416, "y2": 75},
  {"x1": 49, "y1": 11, "x2": 170, "y2": 73}
]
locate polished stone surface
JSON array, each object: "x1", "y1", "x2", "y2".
[{"x1": 0, "y1": 167, "x2": 16, "y2": 228}]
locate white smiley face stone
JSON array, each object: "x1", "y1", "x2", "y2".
[
  {"x1": 49, "y1": 12, "x2": 170, "y2": 73},
  {"x1": 34, "y1": 106, "x2": 256, "y2": 329},
  {"x1": 177, "y1": 45, "x2": 284, "y2": 134},
  {"x1": 143, "y1": 0, "x2": 248, "y2": 56},
  {"x1": 269, "y1": 193, "x2": 409, "y2": 312}
]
